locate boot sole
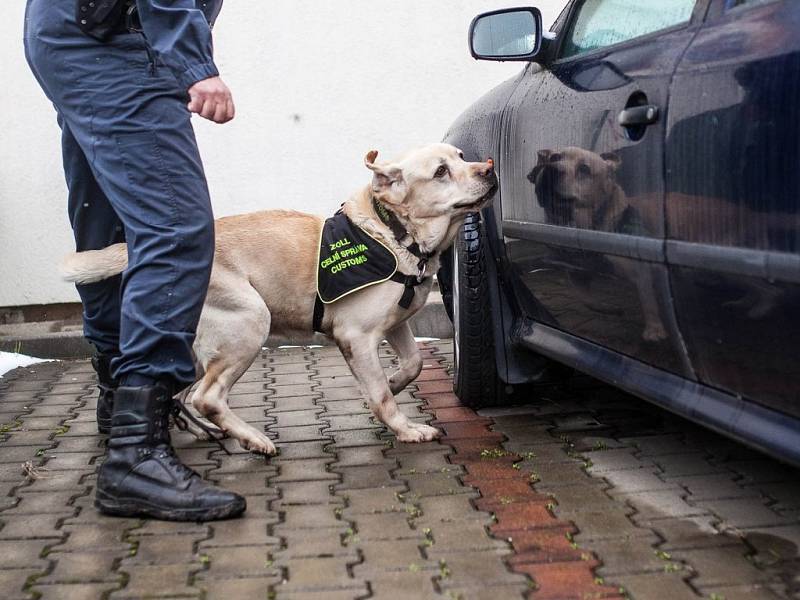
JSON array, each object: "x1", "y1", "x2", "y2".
[{"x1": 95, "y1": 490, "x2": 246, "y2": 522}]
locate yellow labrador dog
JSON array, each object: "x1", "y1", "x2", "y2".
[{"x1": 62, "y1": 144, "x2": 497, "y2": 453}]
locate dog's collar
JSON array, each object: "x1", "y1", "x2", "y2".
[{"x1": 371, "y1": 196, "x2": 433, "y2": 281}]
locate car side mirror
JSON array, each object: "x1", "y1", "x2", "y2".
[{"x1": 469, "y1": 7, "x2": 543, "y2": 61}]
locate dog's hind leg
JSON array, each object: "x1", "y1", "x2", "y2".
[
  {"x1": 385, "y1": 322, "x2": 423, "y2": 395},
  {"x1": 190, "y1": 285, "x2": 277, "y2": 455},
  {"x1": 337, "y1": 333, "x2": 440, "y2": 443},
  {"x1": 174, "y1": 383, "x2": 219, "y2": 441},
  {"x1": 174, "y1": 361, "x2": 226, "y2": 441}
]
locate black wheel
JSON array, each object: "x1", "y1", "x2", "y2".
[{"x1": 452, "y1": 212, "x2": 507, "y2": 407}]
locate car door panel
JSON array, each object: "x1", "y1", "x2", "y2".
[
  {"x1": 666, "y1": 0, "x2": 800, "y2": 416},
  {"x1": 500, "y1": 7, "x2": 704, "y2": 377}
]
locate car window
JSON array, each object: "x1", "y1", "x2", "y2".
[{"x1": 561, "y1": 0, "x2": 696, "y2": 59}]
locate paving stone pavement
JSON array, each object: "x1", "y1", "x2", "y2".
[
  {"x1": 0, "y1": 340, "x2": 798, "y2": 600},
  {"x1": 480, "y1": 373, "x2": 800, "y2": 600}
]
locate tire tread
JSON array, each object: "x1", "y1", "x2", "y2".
[{"x1": 453, "y1": 214, "x2": 504, "y2": 407}]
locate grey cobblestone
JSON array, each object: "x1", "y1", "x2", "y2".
[
  {"x1": 277, "y1": 480, "x2": 340, "y2": 505},
  {"x1": 272, "y1": 426, "x2": 328, "y2": 443},
  {"x1": 325, "y1": 428, "x2": 385, "y2": 448},
  {"x1": 353, "y1": 539, "x2": 425, "y2": 575},
  {"x1": 271, "y1": 458, "x2": 337, "y2": 482},
  {"x1": 694, "y1": 498, "x2": 794, "y2": 529},
  {"x1": 436, "y1": 550, "x2": 529, "y2": 589},
  {"x1": 271, "y1": 440, "x2": 329, "y2": 460},
  {"x1": 112, "y1": 563, "x2": 200, "y2": 598},
  {"x1": 42, "y1": 550, "x2": 121, "y2": 583},
  {"x1": 192, "y1": 546, "x2": 278, "y2": 580},
  {"x1": 616, "y1": 489, "x2": 711, "y2": 521},
  {"x1": 654, "y1": 453, "x2": 729, "y2": 478},
  {"x1": 316, "y1": 387, "x2": 365, "y2": 402},
  {"x1": 36, "y1": 582, "x2": 123, "y2": 599},
  {"x1": 590, "y1": 535, "x2": 667, "y2": 576},
  {"x1": 615, "y1": 572, "x2": 700, "y2": 600},
  {"x1": 334, "y1": 464, "x2": 402, "y2": 490},
  {"x1": 333, "y1": 445, "x2": 393, "y2": 467},
  {"x1": 673, "y1": 545, "x2": 774, "y2": 587},
  {"x1": 422, "y1": 521, "x2": 509, "y2": 555},
  {"x1": 698, "y1": 584, "x2": 784, "y2": 600},
  {"x1": 341, "y1": 487, "x2": 409, "y2": 516},
  {"x1": 278, "y1": 527, "x2": 355, "y2": 559},
  {"x1": 404, "y1": 472, "x2": 476, "y2": 498}
]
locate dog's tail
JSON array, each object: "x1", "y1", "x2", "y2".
[{"x1": 60, "y1": 243, "x2": 129, "y2": 284}]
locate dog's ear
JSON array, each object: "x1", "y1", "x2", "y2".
[
  {"x1": 527, "y1": 149, "x2": 553, "y2": 184},
  {"x1": 364, "y1": 150, "x2": 406, "y2": 205},
  {"x1": 600, "y1": 152, "x2": 621, "y2": 171}
]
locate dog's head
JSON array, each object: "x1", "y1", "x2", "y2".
[
  {"x1": 365, "y1": 143, "x2": 497, "y2": 222},
  {"x1": 527, "y1": 146, "x2": 620, "y2": 228}
]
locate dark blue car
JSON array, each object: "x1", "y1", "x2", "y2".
[{"x1": 440, "y1": 0, "x2": 800, "y2": 464}]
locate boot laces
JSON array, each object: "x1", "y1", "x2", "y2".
[{"x1": 156, "y1": 444, "x2": 199, "y2": 483}]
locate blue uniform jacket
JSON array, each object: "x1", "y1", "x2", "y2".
[{"x1": 135, "y1": 0, "x2": 224, "y2": 91}]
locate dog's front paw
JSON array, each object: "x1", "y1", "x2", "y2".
[
  {"x1": 395, "y1": 427, "x2": 426, "y2": 443},
  {"x1": 410, "y1": 422, "x2": 442, "y2": 441},
  {"x1": 396, "y1": 422, "x2": 441, "y2": 443},
  {"x1": 238, "y1": 429, "x2": 277, "y2": 455}
]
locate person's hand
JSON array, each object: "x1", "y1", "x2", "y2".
[{"x1": 187, "y1": 76, "x2": 235, "y2": 124}]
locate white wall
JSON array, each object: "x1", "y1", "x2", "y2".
[{"x1": 0, "y1": 0, "x2": 564, "y2": 307}]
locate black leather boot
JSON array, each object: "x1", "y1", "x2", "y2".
[
  {"x1": 91, "y1": 354, "x2": 118, "y2": 435},
  {"x1": 95, "y1": 382, "x2": 246, "y2": 521}
]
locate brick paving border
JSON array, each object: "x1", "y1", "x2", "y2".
[{"x1": 415, "y1": 343, "x2": 622, "y2": 600}]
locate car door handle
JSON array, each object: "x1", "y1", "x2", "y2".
[{"x1": 617, "y1": 105, "x2": 659, "y2": 127}]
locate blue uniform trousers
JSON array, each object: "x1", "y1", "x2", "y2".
[{"x1": 24, "y1": 0, "x2": 215, "y2": 387}]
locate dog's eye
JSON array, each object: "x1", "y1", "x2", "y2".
[
  {"x1": 434, "y1": 165, "x2": 449, "y2": 179},
  {"x1": 577, "y1": 163, "x2": 591, "y2": 177},
  {"x1": 458, "y1": 151, "x2": 464, "y2": 160}
]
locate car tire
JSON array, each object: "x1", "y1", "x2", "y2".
[{"x1": 452, "y1": 212, "x2": 507, "y2": 408}]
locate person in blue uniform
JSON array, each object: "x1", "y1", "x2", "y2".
[{"x1": 23, "y1": 0, "x2": 246, "y2": 521}]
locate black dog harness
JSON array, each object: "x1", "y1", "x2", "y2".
[{"x1": 312, "y1": 200, "x2": 433, "y2": 333}]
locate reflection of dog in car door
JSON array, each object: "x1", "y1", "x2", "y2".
[
  {"x1": 528, "y1": 146, "x2": 667, "y2": 342},
  {"x1": 61, "y1": 144, "x2": 497, "y2": 453}
]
